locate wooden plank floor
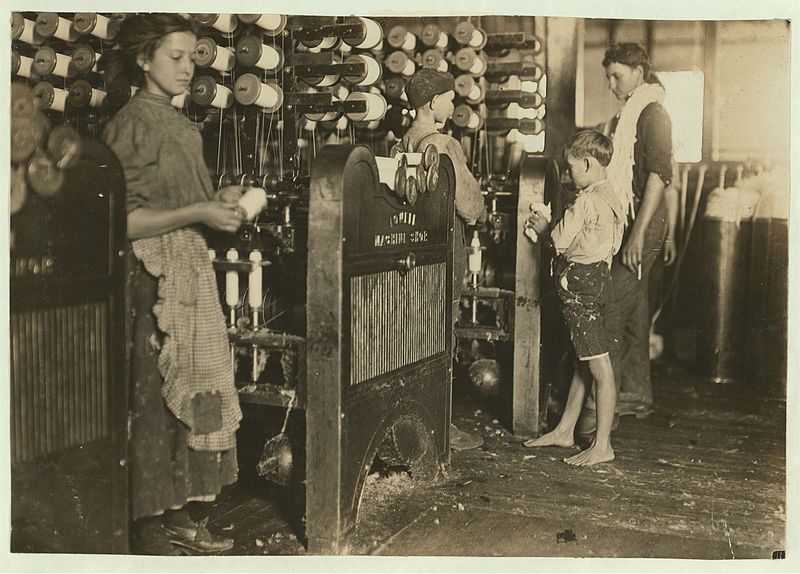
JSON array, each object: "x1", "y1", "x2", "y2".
[{"x1": 201, "y1": 358, "x2": 786, "y2": 559}]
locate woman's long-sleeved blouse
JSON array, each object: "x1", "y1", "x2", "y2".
[{"x1": 103, "y1": 91, "x2": 215, "y2": 213}]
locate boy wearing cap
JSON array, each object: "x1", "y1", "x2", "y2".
[{"x1": 402, "y1": 68, "x2": 487, "y2": 451}]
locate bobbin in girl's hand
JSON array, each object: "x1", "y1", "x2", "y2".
[
  {"x1": 198, "y1": 200, "x2": 245, "y2": 233},
  {"x1": 215, "y1": 184, "x2": 246, "y2": 205}
]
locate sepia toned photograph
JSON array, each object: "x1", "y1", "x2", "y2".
[{"x1": 4, "y1": 1, "x2": 795, "y2": 570}]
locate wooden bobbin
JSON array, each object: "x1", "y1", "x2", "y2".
[
  {"x1": 237, "y1": 14, "x2": 287, "y2": 36},
  {"x1": 344, "y1": 92, "x2": 387, "y2": 122},
  {"x1": 35, "y1": 13, "x2": 79, "y2": 42},
  {"x1": 14, "y1": 53, "x2": 34, "y2": 78},
  {"x1": 236, "y1": 35, "x2": 283, "y2": 71},
  {"x1": 194, "y1": 37, "x2": 236, "y2": 72},
  {"x1": 67, "y1": 79, "x2": 107, "y2": 108},
  {"x1": 33, "y1": 81, "x2": 67, "y2": 112},
  {"x1": 12, "y1": 13, "x2": 44, "y2": 45},
  {"x1": 193, "y1": 13, "x2": 239, "y2": 35},
  {"x1": 191, "y1": 76, "x2": 234, "y2": 109},
  {"x1": 343, "y1": 17, "x2": 383, "y2": 50},
  {"x1": 73, "y1": 13, "x2": 120, "y2": 40},
  {"x1": 32, "y1": 47, "x2": 71, "y2": 78},
  {"x1": 70, "y1": 45, "x2": 101, "y2": 75},
  {"x1": 234, "y1": 74, "x2": 283, "y2": 113},
  {"x1": 386, "y1": 25, "x2": 416, "y2": 52},
  {"x1": 344, "y1": 54, "x2": 382, "y2": 86}
]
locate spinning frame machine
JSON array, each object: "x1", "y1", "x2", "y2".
[{"x1": 10, "y1": 12, "x2": 577, "y2": 553}]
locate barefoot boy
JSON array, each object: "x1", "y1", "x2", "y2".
[{"x1": 524, "y1": 130, "x2": 625, "y2": 466}]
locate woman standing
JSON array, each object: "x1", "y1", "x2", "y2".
[
  {"x1": 580, "y1": 43, "x2": 673, "y2": 432},
  {"x1": 102, "y1": 14, "x2": 245, "y2": 554}
]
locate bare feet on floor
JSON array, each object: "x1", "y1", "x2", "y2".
[
  {"x1": 523, "y1": 429, "x2": 575, "y2": 448},
  {"x1": 563, "y1": 442, "x2": 615, "y2": 466}
]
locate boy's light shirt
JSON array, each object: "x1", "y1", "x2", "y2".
[{"x1": 551, "y1": 179, "x2": 625, "y2": 266}]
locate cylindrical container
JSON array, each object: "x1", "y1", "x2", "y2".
[
  {"x1": 386, "y1": 25, "x2": 416, "y2": 52},
  {"x1": 695, "y1": 167, "x2": 756, "y2": 383},
  {"x1": 454, "y1": 21, "x2": 487, "y2": 50},
  {"x1": 191, "y1": 76, "x2": 234, "y2": 109},
  {"x1": 32, "y1": 47, "x2": 71, "y2": 78},
  {"x1": 383, "y1": 77, "x2": 406, "y2": 99},
  {"x1": 35, "y1": 13, "x2": 79, "y2": 42},
  {"x1": 237, "y1": 13, "x2": 287, "y2": 35},
  {"x1": 70, "y1": 45, "x2": 101, "y2": 75},
  {"x1": 73, "y1": 13, "x2": 120, "y2": 40},
  {"x1": 235, "y1": 35, "x2": 283, "y2": 71},
  {"x1": 225, "y1": 248, "x2": 239, "y2": 309},
  {"x1": 343, "y1": 54, "x2": 382, "y2": 86},
  {"x1": 746, "y1": 170, "x2": 788, "y2": 393},
  {"x1": 12, "y1": 13, "x2": 44, "y2": 45},
  {"x1": 14, "y1": 53, "x2": 34, "y2": 78},
  {"x1": 67, "y1": 79, "x2": 106, "y2": 108},
  {"x1": 452, "y1": 104, "x2": 482, "y2": 130},
  {"x1": 193, "y1": 13, "x2": 239, "y2": 35},
  {"x1": 344, "y1": 92, "x2": 387, "y2": 122},
  {"x1": 385, "y1": 51, "x2": 416, "y2": 78},
  {"x1": 33, "y1": 81, "x2": 67, "y2": 112},
  {"x1": 234, "y1": 74, "x2": 283, "y2": 112},
  {"x1": 343, "y1": 17, "x2": 383, "y2": 50},
  {"x1": 421, "y1": 49, "x2": 448, "y2": 72},
  {"x1": 455, "y1": 48, "x2": 486, "y2": 76},
  {"x1": 194, "y1": 37, "x2": 235, "y2": 72},
  {"x1": 248, "y1": 251, "x2": 263, "y2": 310},
  {"x1": 420, "y1": 24, "x2": 448, "y2": 49}
]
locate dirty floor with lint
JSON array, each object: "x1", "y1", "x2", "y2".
[{"x1": 197, "y1": 359, "x2": 786, "y2": 559}]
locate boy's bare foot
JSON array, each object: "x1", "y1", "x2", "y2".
[
  {"x1": 523, "y1": 429, "x2": 574, "y2": 448},
  {"x1": 563, "y1": 443, "x2": 615, "y2": 466}
]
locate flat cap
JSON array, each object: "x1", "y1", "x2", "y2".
[{"x1": 406, "y1": 68, "x2": 455, "y2": 109}]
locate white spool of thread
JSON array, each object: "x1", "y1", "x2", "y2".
[
  {"x1": 469, "y1": 28, "x2": 485, "y2": 49},
  {"x1": 402, "y1": 32, "x2": 416, "y2": 52},
  {"x1": 437, "y1": 60, "x2": 449, "y2": 73},
  {"x1": 18, "y1": 18, "x2": 39, "y2": 44},
  {"x1": 213, "y1": 14, "x2": 238, "y2": 34},
  {"x1": 17, "y1": 55, "x2": 33, "y2": 78},
  {"x1": 403, "y1": 59, "x2": 417, "y2": 77},
  {"x1": 467, "y1": 110, "x2": 481, "y2": 130},
  {"x1": 50, "y1": 87, "x2": 68, "y2": 112},
  {"x1": 468, "y1": 84, "x2": 482, "y2": 101},
  {"x1": 238, "y1": 187, "x2": 268, "y2": 221},
  {"x1": 469, "y1": 56, "x2": 486, "y2": 76},
  {"x1": 225, "y1": 248, "x2": 239, "y2": 309},
  {"x1": 248, "y1": 251, "x2": 263, "y2": 310},
  {"x1": 171, "y1": 91, "x2": 188, "y2": 108},
  {"x1": 53, "y1": 16, "x2": 77, "y2": 42},
  {"x1": 88, "y1": 87, "x2": 107, "y2": 108},
  {"x1": 210, "y1": 84, "x2": 234, "y2": 109},
  {"x1": 335, "y1": 116, "x2": 349, "y2": 131},
  {"x1": 50, "y1": 52, "x2": 71, "y2": 77},
  {"x1": 435, "y1": 32, "x2": 449, "y2": 49},
  {"x1": 318, "y1": 37, "x2": 338, "y2": 50},
  {"x1": 345, "y1": 92, "x2": 387, "y2": 122},
  {"x1": 213, "y1": 46, "x2": 236, "y2": 72},
  {"x1": 353, "y1": 17, "x2": 383, "y2": 50},
  {"x1": 90, "y1": 14, "x2": 112, "y2": 39},
  {"x1": 255, "y1": 44, "x2": 281, "y2": 71},
  {"x1": 254, "y1": 82, "x2": 281, "y2": 109},
  {"x1": 208, "y1": 248, "x2": 216, "y2": 261},
  {"x1": 254, "y1": 14, "x2": 284, "y2": 32},
  {"x1": 316, "y1": 74, "x2": 339, "y2": 88},
  {"x1": 349, "y1": 54, "x2": 382, "y2": 86},
  {"x1": 468, "y1": 230, "x2": 482, "y2": 274}
]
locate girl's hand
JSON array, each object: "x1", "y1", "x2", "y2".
[
  {"x1": 197, "y1": 201, "x2": 245, "y2": 233},
  {"x1": 215, "y1": 185, "x2": 246, "y2": 206}
]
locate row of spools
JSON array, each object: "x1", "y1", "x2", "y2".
[{"x1": 12, "y1": 12, "x2": 545, "y2": 139}]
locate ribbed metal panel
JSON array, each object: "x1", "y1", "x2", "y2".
[
  {"x1": 10, "y1": 302, "x2": 110, "y2": 464},
  {"x1": 350, "y1": 262, "x2": 447, "y2": 385}
]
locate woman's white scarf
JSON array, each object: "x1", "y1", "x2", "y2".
[{"x1": 606, "y1": 82, "x2": 665, "y2": 223}]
